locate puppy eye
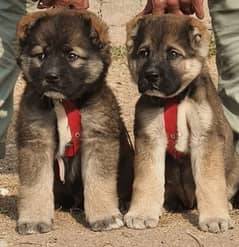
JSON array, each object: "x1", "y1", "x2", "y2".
[
  {"x1": 138, "y1": 48, "x2": 150, "y2": 58},
  {"x1": 67, "y1": 52, "x2": 79, "y2": 62},
  {"x1": 167, "y1": 49, "x2": 182, "y2": 60},
  {"x1": 36, "y1": 53, "x2": 46, "y2": 61}
]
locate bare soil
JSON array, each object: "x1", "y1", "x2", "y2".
[{"x1": 1, "y1": 55, "x2": 239, "y2": 247}]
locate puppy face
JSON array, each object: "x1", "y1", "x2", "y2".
[
  {"x1": 126, "y1": 14, "x2": 210, "y2": 98},
  {"x1": 17, "y1": 9, "x2": 111, "y2": 100}
]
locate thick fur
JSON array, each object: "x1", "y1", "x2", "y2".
[
  {"x1": 125, "y1": 14, "x2": 239, "y2": 233},
  {"x1": 16, "y1": 9, "x2": 133, "y2": 234}
]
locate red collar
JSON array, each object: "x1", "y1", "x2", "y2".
[
  {"x1": 62, "y1": 100, "x2": 81, "y2": 157},
  {"x1": 164, "y1": 98, "x2": 184, "y2": 159}
]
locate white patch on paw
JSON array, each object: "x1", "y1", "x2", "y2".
[
  {"x1": 106, "y1": 217, "x2": 124, "y2": 230},
  {"x1": 124, "y1": 214, "x2": 159, "y2": 229},
  {"x1": 199, "y1": 217, "x2": 234, "y2": 233}
]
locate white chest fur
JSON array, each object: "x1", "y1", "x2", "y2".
[
  {"x1": 53, "y1": 100, "x2": 72, "y2": 157},
  {"x1": 175, "y1": 98, "x2": 213, "y2": 154}
]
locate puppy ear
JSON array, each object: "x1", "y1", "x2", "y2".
[
  {"x1": 188, "y1": 18, "x2": 210, "y2": 58},
  {"x1": 82, "y1": 11, "x2": 110, "y2": 49},
  {"x1": 79, "y1": 11, "x2": 111, "y2": 65},
  {"x1": 16, "y1": 11, "x2": 49, "y2": 67},
  {"x1": 126, "y1": 16, "x2": 144, "y2": 53},
  {"x1": 17, "y1": 11, "x2": 48, "y2": 43}
]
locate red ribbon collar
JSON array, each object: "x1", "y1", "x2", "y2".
[
  {"x1": 54, "y1": 100, "x2": 81, "y2": 183},
  {"x1": 164, "y1": 98, "x2": 184, "y2": 159},
  {"x1": 61, "y1": 100, "x2": 81, "y2": 157}
]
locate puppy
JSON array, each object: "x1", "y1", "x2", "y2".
[
  {"x1": 124, "y1": 14, "x2": 239, "y2": 233},
  {"x1": 16, "y1": 9, "x2": 133, "y2": 234}
]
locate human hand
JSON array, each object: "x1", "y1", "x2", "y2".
[
  {"x1": 32, "y1": 0, "x2": 89, "y2": 10},
  {"x1": 142, "y1": 0, "x2": 204, "y2": 19}
]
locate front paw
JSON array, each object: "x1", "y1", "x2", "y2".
[
  {"x1": 199, "y1": 216, "x2": 234, "y2": 233},
  {"x1": 124, "y1": 212, "x2": 159, "y2": 229},
  {"x1": 17, "y1": 221, "x2": 53, "y2": 235},
  {"x1": 89, "y1": 214, "x2": 124, "y2": 231}
]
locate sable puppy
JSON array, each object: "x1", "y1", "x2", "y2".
[
  {"x1": 125, "y1": 14, "x2": 239, "y2": 233},
  {"x1": 16, "y1": 9, "x2": 133, "y2": 234}
]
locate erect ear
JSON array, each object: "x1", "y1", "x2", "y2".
[
  {"x1": 188, "y1": 18, "x2": 210, "y2": 58},
  {"x1": 126, "y1": 15, "x2": 145, "y2": 53},
  {"x1": 17, "y1": 11, "x2": 49, "y2": 44},
  {"x1": 80, "y1": 11, "x2": 110, "y2": 49}
]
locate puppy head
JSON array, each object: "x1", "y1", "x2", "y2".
[
  {"x1": 17, "y1": 9, "x2": 111, "y2": 100},
  {"x1": 126, "y1": 14, "x2": 210, "y2": 98}
]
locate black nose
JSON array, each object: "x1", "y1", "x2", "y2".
[
  {"x1": 145, "y1": 69, "x2": 160, "y2": 83},
  {"x1": 45, "y1": 72, "x2": 60, "y2": 84}
]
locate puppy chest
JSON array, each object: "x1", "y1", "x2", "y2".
[
  {"x1": 54, "y1": 100, "x2": 81, "y2": 157},
  {"x1": 54, "y1": 100, "x2": 81, "y2": 182},
  {"x1": 163, "y1": 99, "x2": 189, "y2": 158},
  {"x1": 167, "y1": 99, "x2": 213, "y2": 157}
]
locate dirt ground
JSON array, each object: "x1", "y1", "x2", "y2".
[{"x1": 1, "y1": 52, "x2": 239, "y2": 247}]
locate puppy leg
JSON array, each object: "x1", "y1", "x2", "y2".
[
  {"x1": 191, "y1": 138, "x2": 233, "y2": 233},
  {"x1": 82, "y1": 138, "x2": 123, "y2": 231},
  {"x1": 226, "y1": 153, "x2": 239, "y2": 201},
  {"x1": 17, "y1": 126, "x2": 55, "y2": 235},
  {"x1": 186, "y1": 100, "x2": 233, "y2": 233},
  {"x1": 124, "y1": 135, "x2": 167, "y2": 229}
]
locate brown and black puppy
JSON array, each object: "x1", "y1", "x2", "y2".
[
  {"x1": 124, "y1": 14, "x2": 239, "y2": 233},
  {"x1": 16, "y1": 9, "x2": 133, "y2": 234}
]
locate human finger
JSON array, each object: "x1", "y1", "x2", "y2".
[
  {"x1": 166, "y1": 0, "x2": 184, "y2": 15},
  {"x1": 192, "y1": 0, "x2": 204, "y2": 19}
]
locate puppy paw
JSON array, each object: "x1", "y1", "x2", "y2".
[
  {"x1": 17, "y1": 221, "x2": 53, "y2": 235},
  {"x1": 90, "y1": 214, "x2": 124, "y2": 231},
  {"x1": 124, "y1": 213, "x2": 159, "y2": 229},
  {"x1": 199, "y1": 217, "x2": 234, "y2": 233}
]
